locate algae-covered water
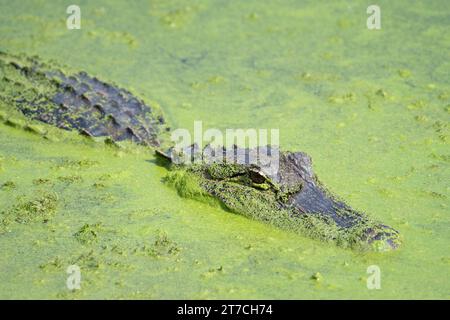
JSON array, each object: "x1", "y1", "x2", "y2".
[{"x1": 0, "y1": 0, "x2": 449, "y2": 299}]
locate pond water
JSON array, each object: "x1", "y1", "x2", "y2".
[{"x1": 0, "y1": 0, "x2": 448, "y2": 298}]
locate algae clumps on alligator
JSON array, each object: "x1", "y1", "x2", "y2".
[
  {"x1": 0, "y1": 51, "x2": 400, "y2": 251},
  {"x1": 158, "y1": 145, "x2": 400, "y2": 251}
]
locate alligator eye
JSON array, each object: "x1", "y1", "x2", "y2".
[{"x1": 249, "y1": 170, "x2": 266, "y2": 184}]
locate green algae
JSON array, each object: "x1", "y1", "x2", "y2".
[
  {"x1": 206, "y1": 162, "x2": 247, "y2": 180},
  {"x1": 1, "y1": 191, "x2": 58, "y2": 231},
  {"x1": 164, "y1": 169, "x2": 210, "y2": 200},
  {"x1": 74, "y1": 223, "x2": 103, "y2": 245},
  {"x1": 0, "y1": 0, "x2": 449, "y2": 299},
  {"x1": 1, "y1": 180, "x2": 16, "y2": 190},
  {"x1": 145, "y1": 230, "x2": 181, "y2": 257}
]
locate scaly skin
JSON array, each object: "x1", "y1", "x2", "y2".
[
  {"x1": 0, "y1": 51, "x2": 169, "y2": 146},
  {"x1": 0, "y1": 52, "x2": 400, "y2": 251}
]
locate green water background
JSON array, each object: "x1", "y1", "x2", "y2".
[{"x1": 0, "y1": 0, "x2": 449, "y2": 298}]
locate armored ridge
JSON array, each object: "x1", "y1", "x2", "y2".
[{"x1": 0, "y1": 51, "x2": 169, "y2": 147}]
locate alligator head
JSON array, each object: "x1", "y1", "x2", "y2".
[
  {"x1": 0, "y1": 51, "x2": 400, "y2": 251},
  {"x1": 157, "y1": 144, "x2": 401, "y2": 251}
]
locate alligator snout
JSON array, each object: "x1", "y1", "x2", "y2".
[{"x1": 289, "y1": 181, "x2": 401, "y2": 251}]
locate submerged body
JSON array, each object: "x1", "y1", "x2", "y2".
[{"x1": 0, "y1": 52, "x2": 400, "y2": 251}]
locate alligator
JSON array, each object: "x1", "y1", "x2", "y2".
[{"x1": 0, "y1": 51, "x2": 401, "y2": 251}]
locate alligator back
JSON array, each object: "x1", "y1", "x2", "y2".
[{"x1": 0, "y1": 52, "x2": 168, "y2": 147}]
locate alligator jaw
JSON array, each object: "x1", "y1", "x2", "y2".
[{"x1": 288, "y1": 181, "x2": 401, "y2": 251}]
